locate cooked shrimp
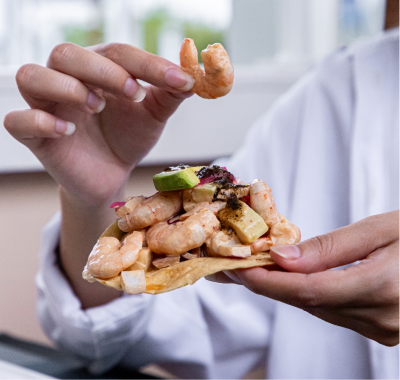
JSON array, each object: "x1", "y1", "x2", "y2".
[
  {"x1": 182, "y1": 188, "x2": 196, "y2": 212},
  {"x1": 250, "y1": 237, "x2": 273, "y2": 253},
  {"x1": 180, "y1": 38, "x2": 234, "y2": 99},
  {"x1": 250, "y1": 179, "x2": 281, "y2": 227},
  {"x1": 114, "y1": 196, "x2": 146, "y2": 218},
  {"x1": 147, "y1": 209, "x2": 220, "y2": 256},
  {"x1": 206, "y1": 229, "x2": 241, "y2": 256},
  {"x1": 118, "y1": 191, "x2": 182, "y2": 232},
  {"x1": 87, "y1": 231, "x2": 143, "y2": 279},
  {"x1": 122, "y1": 228, "x2": 148, "y2": 247},
  {"x1": 179, "y1": 201, "x2": 226, "y2": 221},
  {"x1": 270, "y1": 220, "x2": 301, "y2": 246}
]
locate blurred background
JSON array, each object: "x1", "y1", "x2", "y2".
[{"x1": 0, "y1": 0, "x2": 386, "y2": 375}]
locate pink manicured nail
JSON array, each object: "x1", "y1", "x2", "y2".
[
  {"x1": 124, "y1": 78, "x2": 146, "y2": 102},
  {"x1": 271, "y1": 245, "x2": 301, "y2": 260},
  {"x1": 165, "y1": 68, "x2": 194, "y2": 91},
  {"x1": 87, "y1": 92, "x2": 106, "y2": 113},
  {"x1": 56, "y1": 120, "x2": 76, "y2": 136}
]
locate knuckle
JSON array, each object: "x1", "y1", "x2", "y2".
[
  {"x1": 97, "y1": 62, "x2": 121, "y2": 83},
  {"x1": 33, "y1": 111, "x2": 45, "y2": 134},
  {"x1": 48, "y1": 42, "x2": 76, "y2": 67},
  {"x1": 140, "y1": 57, "x2": 153, "y2": 77},
  {"x1": 306, "y1": 234, "x2": 336, "y2": 265},
  {"x1": 102, "y1": 42, "x2": 126, "y2": 60},
  {"x1": 295, "y1": 290, "x2": 321, "y2": 308},
  {"x1": 60, "y1": 76, "x2": 79, "y2": 99},
  {"x1": 292, "y1": 278, "x2": 323, "y2": 308},
  {"x1": 16, "y1": 64, "x2": 39, "y2": 86}
]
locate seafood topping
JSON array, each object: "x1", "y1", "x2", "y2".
[{"x1": 84, "y1": 166, "x2": 302, "y2": 295}]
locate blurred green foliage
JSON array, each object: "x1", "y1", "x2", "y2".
[
  {"x1": 183, "y1": 23, "x2": 225, "y2": 62},
  {"x1": 64, "y1": 26, "x2": 103, "y2": 47},
  {"x1": 143, "y1": 9, "x2": 169, "y2": 55},
  {"x1": 142, "y1": 9, "x2": 225, "y2": 63}
]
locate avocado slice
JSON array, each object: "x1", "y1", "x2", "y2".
[
  {"x1": 191, "y1": 183, "x2": 218, "y2": 203},
  {"x1": 153, "y1": 167, "x2": 200, "y2": 191},
  {"x1": 218, "y1": 200, "x2": 268, "y2": 244}
]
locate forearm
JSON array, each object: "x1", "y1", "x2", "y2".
[{"x1": 59, "y1": 186, "x2": 124, "y2": 309}]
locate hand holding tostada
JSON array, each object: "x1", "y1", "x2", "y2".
[{"x1": 83, "y1": 164, "x2": 300, "y2": 295}]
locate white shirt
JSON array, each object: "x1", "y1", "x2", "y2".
[{"x1": 36, "y1": 29, "x2": 399, "y2": 379}]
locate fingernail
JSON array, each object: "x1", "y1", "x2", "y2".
[
  {"x1": 165, "y1": 68, "x2": 194, "y2": 91},
  {"x1": 132, "y1": 84, "x2": 146, "y2": 102},
  {"x1": 87, "y1": 92, "x2": 106, "y2": 113},
  {"x1": 56, "y1": 120, "x2": 76, "y2": 136},
  {"x1": 124, "y1": 78, "x2": 146, "y2": 102},
  {"x1": 271, "y1": 245, "x2": 301, "y2": 260},
  {"x1": 223, "y1": 270, "x2": 242, "y2": 285}
]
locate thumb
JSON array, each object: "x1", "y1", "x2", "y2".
[{"x1": 270, "y1": 210, "x2": 399, "y2": 273}]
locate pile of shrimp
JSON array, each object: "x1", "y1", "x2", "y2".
[{"x1": 85, "y1": 167, "x2": 301, "y2": 280}]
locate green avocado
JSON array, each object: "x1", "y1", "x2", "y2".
[
  {"x1": 218, "y1": 200, "x2": 268, "y2": 244},
  {"x1": 153, "y1": 167, "x2": 200, "y2": 191},
  {"x1": 191, "y1": 183, "x2": 218, "y2": 203}
]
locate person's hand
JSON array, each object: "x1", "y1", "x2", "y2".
[
  {"x1": 3, "y1": 42, "x2": 195, "y2": 307},
  {"x1": 223, "y1": 210, "x2": 399, "y2": 346},
  {"x1": 4, "y1": 42, "x2": 194, "y2": 207}
]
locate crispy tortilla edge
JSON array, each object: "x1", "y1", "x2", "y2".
[{"x1": 90, "y1": 220, "x2": 275, "y2": 294}]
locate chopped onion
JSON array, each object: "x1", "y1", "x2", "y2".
[
  {"x1": 109, "y1": 201, "x2": 126, "y2": 209},
  {"x1": 167, "y1": 211, "x2": 184, "y2": 224}
]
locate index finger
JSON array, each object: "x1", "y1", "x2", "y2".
[
  {"x1": 91, "y1": 43, "x2": 194, "y2": 92},
  {"x1": 46, "y1": 43, "x2": 194, "y2": 101},
  {"x1": 233, "y1": 258, "x2": 382, "y2": 308}
]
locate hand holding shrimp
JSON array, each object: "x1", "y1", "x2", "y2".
[{"x1": 4, "y1": 39, "x2": 230, "y2": 308}]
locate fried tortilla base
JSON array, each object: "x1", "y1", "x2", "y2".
[{"x1": 90, "y1": 221, "x2": 275, "y2": 295}]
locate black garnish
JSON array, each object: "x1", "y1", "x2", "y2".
[
  {"x1": 227, "y1": 196, "x2": 241, "y2": 210},
  {"x1": 196, "y1": 165, "x2": 235, "y2": 184},
  {"x1": 163, "y1": 164, "x2": 190, "y2": 172}
]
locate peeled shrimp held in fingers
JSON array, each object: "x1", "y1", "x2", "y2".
[
  {"x1": 147, "y1": 209, "x2": 220, "y2": 256},
  {"x1": 114, "y1": 196, "x2": 146, "y2": 218},
  {"x1": 250, "y1": 179, "x2": 281, "y2": 227},
  {"x1": 118, "y1": 191, "x2": 182, "y2": 232},
  {"x1": 87, "y1": 231, "x2": 143, "y2": 279},
  {"x1": 180, "y1": 38, "x2": 234, "y2": 99}
]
